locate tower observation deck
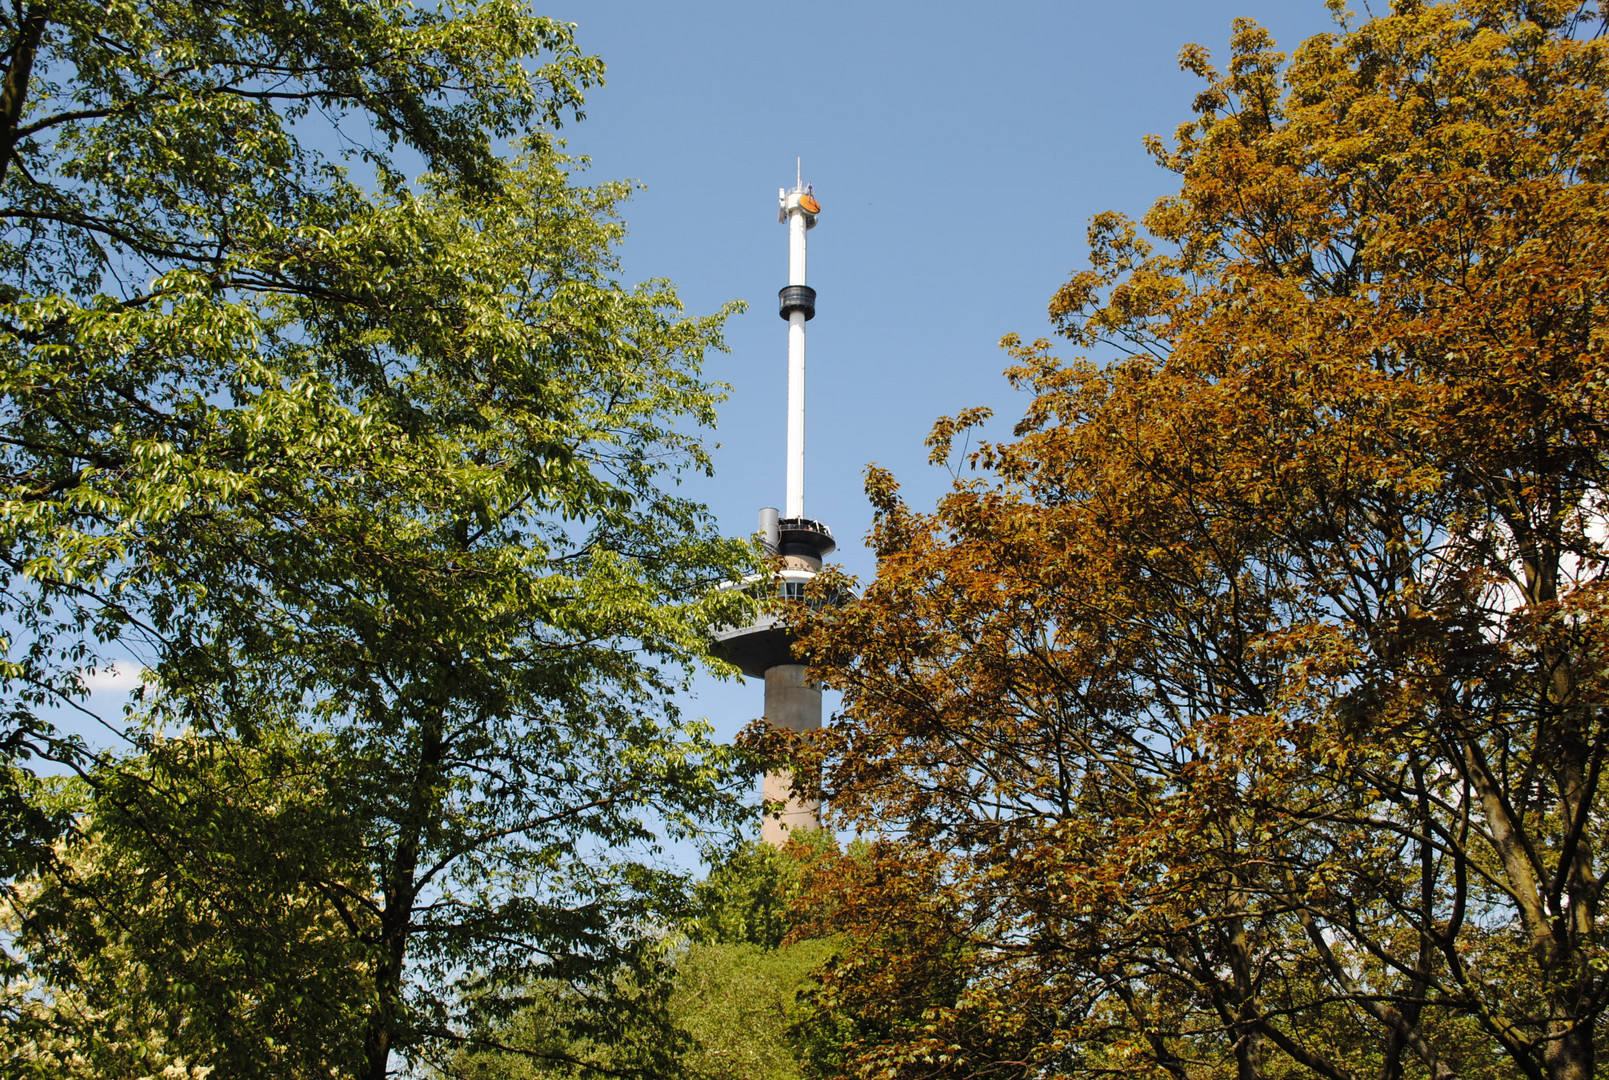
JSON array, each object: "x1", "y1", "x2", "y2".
[{"x1": 711, "y1": 167, "x2": 834, "y2": 845}]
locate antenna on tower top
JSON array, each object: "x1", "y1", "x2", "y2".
[{"x1": 796, "y1": 156, "x2": 801, "y2": 190}]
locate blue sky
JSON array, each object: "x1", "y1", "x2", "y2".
[
  {"x1": 55, "y1": 1, "x2": 1348, "y2": 837},
  {"x1": 542, "y1": 1, "x2": 1343, "y2": 785}
]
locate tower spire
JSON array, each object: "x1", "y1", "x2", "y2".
[{"x1": 778, "y1": 162, "x2": 817, "y2": 519}]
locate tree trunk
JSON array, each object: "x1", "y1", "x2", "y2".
[
  {"x1": 0, "y1": 2, "x2": 49, "y2": 186},
  {"x1": 359, "y1": 708, "x2": 448, "y2": 1080},
  {"x1": 360, "y1": 904, "x2": 413, "y2": 1080},
  {"x1": 1543, "y1": 1021, "x2": 1592, "y2": 1080}
]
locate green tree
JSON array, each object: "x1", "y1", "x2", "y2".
[
  {"x1": 670, "y1": 939, "x2": 837, "y2": 1080},
  {"x1": 676, "y1": 837, "x2": 839, "y2": 1080},
  {"x1": 3, "y1": 726, "x2": 374, "y2": 1079},
  {"x1": 448, "y1": 837, "x2": 839, "y2": 1080},
  {"x1": 0, "y1": 0, "x2": 758, "y2": 1075},
  {"x1": 687, "y1": 834, "x2": 831, "y2": 950},
  {"x1": 798, "y1": 3, "x2": 1609, "y2": 1079},
  {"x1": 0, "y1": 0, "x2": 596, "y2": 777},
  {"x1": 142, "y1": 146, "x2": 756, "y2": 1079}
]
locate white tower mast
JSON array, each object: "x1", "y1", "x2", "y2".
[{"x1": 781, "y1": 159, "x2": 814, "y2": 519}]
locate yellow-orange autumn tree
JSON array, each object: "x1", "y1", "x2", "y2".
[{"x1": 793, "y1": 3, "x2": 1609, "y2": 1079}]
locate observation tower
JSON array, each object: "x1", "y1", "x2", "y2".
[{"x1": 712, "y1": 165, "x2": 834, "y2": 845}]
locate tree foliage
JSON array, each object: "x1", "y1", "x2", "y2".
[
  {"x1": 0, "y1": 0, "x2": 597, "y2": 785},
  {"x1": 798, "y1": 3, "x2": 1609, "y2": 1079},
  {"x1": 0, "y1": 0, "x2": 758, "y2": 1075},
  {"x1": 447, "y1": 837, "x2": 838, "y2": 1080},
  {"x1": 2, "y1": 728, "x2": 373, "y2": 1078},
  {"x1": 674, "y1": 837, "x2": 843, "y2": 1080}
]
